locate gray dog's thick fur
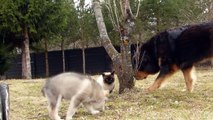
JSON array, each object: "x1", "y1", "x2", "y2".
[{"x1": 42, "y1": 72, "x2": 107, "y2": 120}]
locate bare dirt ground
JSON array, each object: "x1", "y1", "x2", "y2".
[{"x1": 2, "y1": 68, "x2": 213, "y2": 120}]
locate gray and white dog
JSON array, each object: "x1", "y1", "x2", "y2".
[{"x1": 42, "y1": 72, "x2": 108, "y2": 120}]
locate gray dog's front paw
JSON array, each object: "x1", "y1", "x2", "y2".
[{"x1": 91, "y1": 110, "x2": 100, "y2": 115}]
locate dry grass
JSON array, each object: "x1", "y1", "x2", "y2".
[{"x1": 1, "y1": 68, "x2": 213, "y2": 120}]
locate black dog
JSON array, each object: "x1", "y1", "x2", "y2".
[{"x1": 133, "y1": 21, "x2": 213, "y2": 92}]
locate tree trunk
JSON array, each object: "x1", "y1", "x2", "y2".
[
  {"x1": 61, "y1": 39, "x2": 65, "y2": 72},
  {"x1": 82, "y1": 46, "x2": 86, "y2": 74},
  {"x1": 119, "y1": 0, "x2": 135, "y2": 92},
  {"x1": 21, "y1": 26, "x2": 31, "y2": 79},
  {"x1": 44, "y1": 39, "x2": 49, "y2": 77},
  {"x1": 93, "y1": 0, "x2": 134, "y2": 93}
]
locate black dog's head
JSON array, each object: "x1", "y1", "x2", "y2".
[
  {"x1": 133, "y1": 37, "x2": 160, "y2": 80},
  {"x1": 102, "y1": 71, "x2": 115, "y2": 85},
  {"x1": 133, "y1": 27, "x2": 189, "y2": 80}
]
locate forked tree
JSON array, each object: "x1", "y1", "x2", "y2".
[{"x1": 93, "y1": 0, "x2": 141, "y2": 93}]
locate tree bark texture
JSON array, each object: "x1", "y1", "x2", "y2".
[
  {"x1": 44, "y1": 39, "x2": 49, "y2": 77},
  {"x1": 61, "y1": 39, "x2": 66, "y2": 72},
  {"x1": 93, "y1": 0, "x2": 134, "y2": 93},
  {"x1": 21, "y1": 26, "x2": 31, "y2": 79}
]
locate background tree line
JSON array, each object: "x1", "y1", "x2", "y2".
[{"x1": 0, "y1": 0, "x2": 212, "y2": 91}]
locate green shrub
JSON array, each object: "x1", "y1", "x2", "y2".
[{"x1": 0, "y1": 44, "x2": 15, "y2": 76}]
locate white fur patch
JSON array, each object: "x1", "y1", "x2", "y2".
[
  {"x1": 77, "y1": 79, "x2": 90, "y2": 95},
  {"x1": 96, "y1": 76, "x2": 104, "y2": 87},
  {"x1": 103, "y1": 72, "x2": 111, "y2": 75}
]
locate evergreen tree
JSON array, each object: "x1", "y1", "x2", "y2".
[{"x1": 0, "y1": 0, "x2": 69, "y2": 79}]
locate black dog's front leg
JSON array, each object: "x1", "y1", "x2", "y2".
[
  {"x1": 181, "y1": 66, "x2": 196, "y2": 92},
  {"x1": 144, "y1": 64, "x2": 179, "y2": 93}
]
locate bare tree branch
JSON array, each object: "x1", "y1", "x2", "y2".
[
  {"x1": 120, "y1": 0, "x2": 124, "y2": 18},
  {"x1": 135, "y1": 0, "x2": 141, "y2": 18},
  {"x1": 105, "y1": 1, "x2": 117, "y2": 29},
  {"x1": 113, "y1": 0, "x2": 121, "y2": 31},
  {"x1": 92, "y1": 0, "x2": 120, "y2": 61}
]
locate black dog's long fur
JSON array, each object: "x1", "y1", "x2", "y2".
[{"x1": 134, "y1": 21, "x2": 213, "y2": 92}]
